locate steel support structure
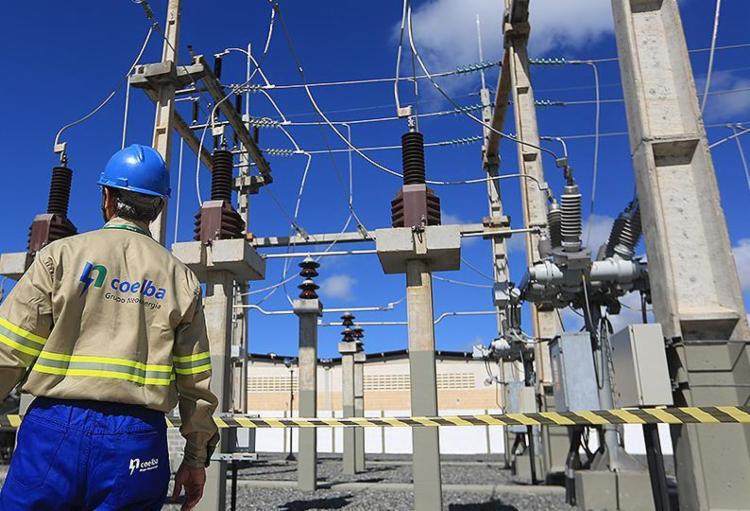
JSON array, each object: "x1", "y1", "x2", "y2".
[
  {"x1": 149, "y1": 0, "x2": 181, "y2": 244},
  {"x1": 406, "y1": 259, "x2": 443, "y2": 511},
  {"x1": 612, "y1": 1, "x2": 750, "y2": 508},
  {"x1": 294, "y1": 298, "x2": 322, "y2": 491}
]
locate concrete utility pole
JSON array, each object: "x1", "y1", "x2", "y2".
[
  {"x1": 352, "y1": 327, "x2": 366, "y2": 472},
  {"x1": 150, "y1": 0, "x2": 180, "y2": 244},
  {"x1": 201, "y1": 271, "x2": 233, "y2": 509},
  {"x1": 294, "y1": 258, "x2": 323, "y2": 491},
  {"x1": 485, "y1": 0, "x2": 566, "y2": 481},
  {"x1": 376, "y1": 125, "x2": 462, "y2": 511},
  {"x1": 338, "y1": 313, "x2": 358, "y2": 475},
  {"x1": 405, "y1": 258, "x2": 442, "y2": 509},
  {"x1": 611, "y1": 1, "x2": 750, "y2": 509}
]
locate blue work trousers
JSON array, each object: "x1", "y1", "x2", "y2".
[{"x1": 0, "y1": 397, "x2": 171, "y2": 510}]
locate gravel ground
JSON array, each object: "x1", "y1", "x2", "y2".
[
  {"x1": 163, "y1": 487, "x2": 571, "y2": 511},
  {"x1": 161, "y1": 455, "x2": 572, "y2": 511},
  {"x1": 0, "y1": 455, "x2": 573, "y2": 510},
  {"x1": 235, "y1": 454, "x2": 517, "y2": 486}
]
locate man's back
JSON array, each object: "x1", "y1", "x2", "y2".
[{"x1": 6, "y1": 217, "x2": 203, "y2": 412}]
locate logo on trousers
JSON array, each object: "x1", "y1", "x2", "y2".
[{"x1": 129, "y1": 457, "x2": 159, "y2": 475}]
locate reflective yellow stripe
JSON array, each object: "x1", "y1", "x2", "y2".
[
  {"x1": 610, "y1": 409, "x2": 645, "y2": 424},
  {"x1": 173, "y1": 352, "x2": 211, "y2": 363},
  {"x1": 443, "y1": 416, "x2": 475, "y2": 426},
  {"x1": 506, "y1": 413, "x2": 541, "y2": 426},
  {"x1": 474, "y1": 414, "x2": 507, "y2": 426},
  {"x1": 717, "y1": 406, "x2": 750, "y2": 423},
  {"x1": 32, "y1": 364, "x2": 173, "y2": 386},
  {"x1": 0, "y1": 333, "x2": 42, "y2": 358},
  {"x1": 38, "y1": 352, "x2": 172, "y2": 372},
  {"x1": 381, "y1": 417, "x2": 409, "y2": 427},
  {"x1": 320, "y1": 418, "x2": 343, "y2": 427},
  {"x1": 411, "y1": 417, "x2": 441, "y2": 427},
  {"x1": 682, "y1": 407, "x2": 720, "y2": 424},
  {"x1": 641, "y1": 408, "x2": 682, "y2": 424},
  {"x1": 175, "y1": 363, "x2": 211, "y2": 375},
  {"x1": 574, "y1": 411, "x2": 609, "y2": 425},
  {"x1": 0, "y1": 318, "x2": 46, "y2": 346},
  {"x1": 235, "y1": 417, "x2": 257, "y2": 428},
  {"x1": 540, "y1": 412, "x2": 577, "y2": 426}
]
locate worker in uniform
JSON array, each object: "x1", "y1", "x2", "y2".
[{"x1": 0, "y1": 144, "x2": 219, "y2": 510}]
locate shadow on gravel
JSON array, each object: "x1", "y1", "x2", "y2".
[
  {"x1": 448, "y1": 500, "x2": 519, "y2": 511},
  {"x1": 279, "y1": 495, "x2": 353, "y2": 510}
]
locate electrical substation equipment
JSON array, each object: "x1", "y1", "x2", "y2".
[
  {"x1": 28, "y1": 156, "x2": 78, "y2": 256},
  {"x1": 194, "y1": 143, "x2": 245, "y2": 242}
]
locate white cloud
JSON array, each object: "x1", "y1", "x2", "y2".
[
  {"x1": 732, "y1": 238, "x2": 750, "y2": 292},
  {"x1": 583, "y1": 214, "x2": 614, "y2": 254},
  {"x1": 441, "y1": 212, "x2": 464, "y2": 225},
  {"x1": 505, "y1": 214, "x2": 614, "y2": 254},
  {"x1": 319, "y1": 274, "x2": 357, "y2": 301},
  {"x1": 699, "y1": 70, "x2": 750, "y2": 121},
  {"x1": 405, "y1": 0, "x2": 614, "y2": 74},
  {"x1": 561, "y1": 291, "x2": 652, "y2": 333}
]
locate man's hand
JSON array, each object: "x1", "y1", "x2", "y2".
[{"x1": 171, "y1": 462, "x2": 206, "y2": 510}]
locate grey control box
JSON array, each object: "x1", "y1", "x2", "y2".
[
  {"x1": 549, "y1": 332, "x2": 600, "y2": 412},
  {"x1": 610, "y1": 323, "x2": 673, "y2": 407}
]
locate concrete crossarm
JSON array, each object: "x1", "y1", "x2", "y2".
[
  {"x1": 130, "y1": 61, "x2": 214, "y2": 171},
  {"x1": 484, "y1": 0, "x2": 530, "y2": 169},
  {"x1": 197, "y1": 56, "x2": 272, "y2": 183}
]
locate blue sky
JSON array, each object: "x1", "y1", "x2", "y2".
[{"x1": 1, "y1": 0, "x2": 748, "y2": 359}]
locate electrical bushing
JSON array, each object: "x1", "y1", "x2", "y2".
[
  {"x1": 28, "y1": 161, "x2": 78, "y2": 255},
  {"x1": 194, "y1": 147, "x2": 245, "y2": 242},
  {"x1": 391, "y1": 130, "x2": 441, "y2": 228}
]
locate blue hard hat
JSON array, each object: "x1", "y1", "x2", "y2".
[{"x1": 97, "y1": 144, "x2": 171, "y2": 198}]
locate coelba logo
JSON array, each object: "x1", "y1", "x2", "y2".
[
  {"x1": 79, "y1": 262, "x2": 108, "y2": 295},
  {"x1": 110, "y1": 278, "x2": 167, "y2": 300},
  {"x1": 79, "y1": 262, "x2": 167, "y2": 300}
]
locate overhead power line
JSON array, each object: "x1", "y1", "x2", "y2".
[{"x1": 701, "y1": 0, "x2": 723, "y2": 113}]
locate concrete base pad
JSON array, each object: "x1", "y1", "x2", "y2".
[{"x1": 575, "y1": 470, "x2": 654, "y2": 511}]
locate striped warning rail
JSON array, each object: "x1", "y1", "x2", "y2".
[{"x1": 1, "y1": 406, "x2": 748, "y2": 430}]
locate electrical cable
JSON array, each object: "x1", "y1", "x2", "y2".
[
  {"x1": 194, "y1": 4, "x2": 277, "y2": 207},
  {"x1": 461, "y1": 256, "x2": 495, "y2": 282},
  {"x1": 54, "y1": 26, "x2": 153, "y2": 154},
  {"x1": 730, "y1": 125, "x2": 750, "y2": 192},
  {"x1": 394, "y1": 0, "x2": 408, "y2": 114},
  {"x1": 404, "y1": 1, "x2": 561, "y2": 163},
  {"x1": 267, "y1": 62, "x2": 499, "y2": 90},
  {"x1": 709, "y1": 124, "x2": 750, "y2": 148},
  {"x1": 432, "y1": 275, "x2": 494, "y2": 289},
  {"x1": 701, "y1": 0, "x2": 722, "y2": 113},
  {"x1": 567, "y1": 61, "x2": 601, "y2": 245}
]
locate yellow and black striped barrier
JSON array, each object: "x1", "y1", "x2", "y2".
[{"x1": 1, "y1": 406, "x2": 748, "y2": 430}]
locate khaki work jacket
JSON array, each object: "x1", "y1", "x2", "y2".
[{"x1": 0, "y1": 217, "x2": 218, "y2": 466}]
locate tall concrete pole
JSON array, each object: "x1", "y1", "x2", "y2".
[
  {"x1": 197, "y1": 270, "x2": 233, "y2": 511},
  {"x1": 338, "y1": 320, "x2": 357, "y2": 475},
  {"x1": 353, "y1": 345, "x2": 366, "y2": 473},
  {"x1": 481, "y1": 70, "x2": 514, "y2": 472},
  {"x1": 294, "y1": 258, "x2": 323, "y2": 491},
  {"x1": 611, "y1": 1, "x2": 750, "y2": 508},
  {"x1": 150, "y1": 0, "x2": 180, "y2": 244},
  {"x1": 406, "y1": 259, "x2": 443, "y2": 511},
  {"x1": 503, "y1": 1, "x2": 564, "y2": 480}
]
